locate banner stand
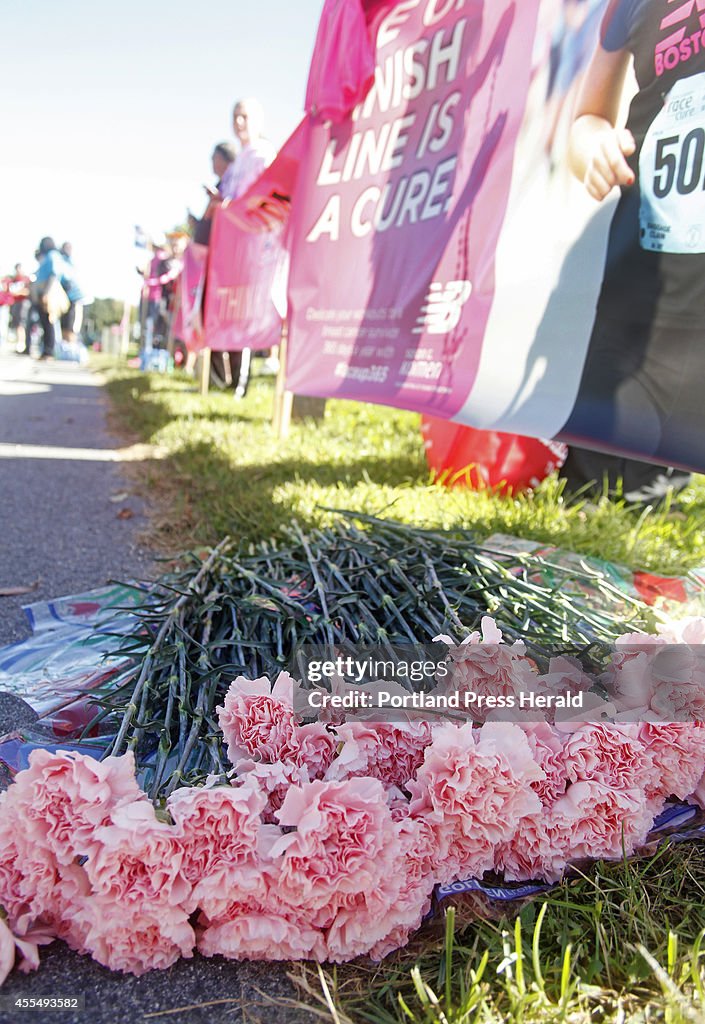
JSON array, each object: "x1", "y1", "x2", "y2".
[
  {"x1": 120, "y1": 302, "x2": 131, "y2": 360},
  {"x1": 139, "y1": 282, "x2": 148, "y2": 351},
  {"x1": 199, "y1": 349, "x2": 211, "y2": 397},
  {"x1": 166, "y1": 286, "x2": 180, "y2": 364},
  {"x1": 272, "y1": 321, "x2": 293, "y2": 438}
]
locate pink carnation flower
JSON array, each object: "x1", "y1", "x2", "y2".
[
  {"x1": 499, "y1": 780, "x2": 658, "y2": 883},
  {"x1": 533, "y1": 657, "x2": 595, "y2": 723},
  {"x1": 86, "y1": 801, "x2": 190, "y2": 909},
  {"x1": 615, "y1": 631, "x2": 669, "y2": 653},
  {"x1": 324, "y1": 885, "x2": 426, "y2": 963},
  {"x1": 522, "y1": 722, "x2": 569, "y2": 804},
  {"x1": 217, "y1": 672, "x2": 300, "y2": 766},
  {"x1": 551, "y1": 780, "x2": 655, "y2": 861},
  {"x1": 198, "y1": 902, "x2": 326, "y2": 961},
  {"x1": 48, "y1": 863, "x2": 93, "y2": 954},
  {"x1": 562, "y1": 724, "x2": 657, "y2": 792},
  {"x1": 273, "y1": 805, "x2": 437, "y2": 962},
  {"x1": 270, "y1": 777, "x2": 402, "y2": 912},
  {"x1": 639, "y1": 722, "x2": 705, "y2": 802},
  {"x1": 295, "y1": 722, "x2": 338, "y2": 779},
  {"x1": 195, "y1": 802, "x2": 433, "y2": 964},
  {"x1": 408, "y1": 722, "x2": 543, "y2": 884},
  {"x1": 495, "y1": 811, "x2": 570, "y2": 884},
  {"x1": 0, "y1": 750, "x2": 145, "y2": 866},
  {"x1": 167, "y1": 782, "x2": 270, "y2": 917},
  {"x1": 434, "y1": 617, "x2": 536, "y2": 723},
  {"x1": 659, "y1": 617, "x2": 705, "y2": 645},
  {"x1": 604, "y1": 652, "x2": 660, "y2": 714},
  {"x1": 230, "y1": 758, "x2": 311, "y2": 823},
  {"x1": 325, "y1": 720, "x2": 432, "y2": 789},
  {"x1": 0, "y1": 914, "x2": 53, "y2": 985},
  {"x1": 0, "y1": 795, "x2": 91, "y2": 943},
  {"x1": 0, "y1": 801, "x2": 57, "y2": 925},
  {"x1": 648, "y1": 648, "x2": 705, "y2": 722},
  {"x1": 79, "y1": 898, "x2": 194, "y2": 976},
  {"x1": 364, "y1": 814, "x2": 437, "y2": 961},
  {"x1": 608, "y1": 635, "x2": 705, "y2": 721}
]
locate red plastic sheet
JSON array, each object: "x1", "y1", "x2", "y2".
[{"x1": 421, "y1": 416, "x2": 567, "y2": 494}]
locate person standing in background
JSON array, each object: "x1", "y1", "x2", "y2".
[
  {"x1": 227, "y1": 98, "x2": 277, "y2": 199},
  {"x1": 33, "y1": 237, "x2": 70, "y2": 360},
  {"x1": 0, "y1": 276, "x2": 12, "y2": 351},
  {"x1": 560, "y1": 0, "x2": 698, "y2": 502},
  {"x1": 138, "y1": 237, "x2": 181, "y2": 367},
  {"x1": 214, "y1": 98, "x2": 277, "y2": 396},
  {"x1": 7, "y1": 264, "x2": 31, "y2": 353},
  {"x1": 193, "y1": 142, "x2": 237, "y2": 246},
  {"x1": 59, "y1": 242, "x2": 85, "y2": 344}
]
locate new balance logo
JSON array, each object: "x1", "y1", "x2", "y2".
[{"x1": 413, "y1": 281, "x2": 473, "y2": 335}]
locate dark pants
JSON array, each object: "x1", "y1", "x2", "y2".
[
  {"x1": 38, "y1": 308, "x2": 58, "y2": 358},
  {"x1": 210, "y1": 350, "x2": 250, "y2": 396},
  {"x1": 10, "y1": 300, "x2": 28, "y2": 330},
  {"x1": 560, "y1": 315, "x2": 700, "y2": 497},
  {"x1": 561, "y1": 447, "x2": 690, "y2": 502}
]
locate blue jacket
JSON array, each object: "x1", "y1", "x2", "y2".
[{"x1": 35, "y1": 250, "x2": 83, "y2": 303}]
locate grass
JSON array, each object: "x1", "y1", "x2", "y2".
[
  {"x1": 292, "y1": 843, "x2": 705, "y2": 1023},
  {"x1": 100, "y1": 359, "x2": 705, "y2": 576},
  {"x1": 98, "y1": 356, "x2": 705, "y2": 1022}
]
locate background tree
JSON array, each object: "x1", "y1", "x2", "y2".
[{"x1": 84, "y1": 297, "x2": 124, "y2": 332}]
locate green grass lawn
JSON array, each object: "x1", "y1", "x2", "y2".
[
  {"x1": 100, "y1": 358, "x2": 705, "y2": 1023},
  {"x1": 297, "y1": 842, "x2": 705, "y2": 1023},
  {"x1": 103, "y1": 362, "x2": 705, "y2": 576}
]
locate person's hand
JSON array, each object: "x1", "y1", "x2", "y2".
[
  {"x1": 232, "y1": 192, "x2": 291, "y2": 232},
  {"x1": 584, "y1": 127, "x2": 636, "y2": 200}
]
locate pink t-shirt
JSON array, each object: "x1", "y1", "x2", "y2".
[{"x1": 304, "y1": 0, "x2": 376, "y2": 122}]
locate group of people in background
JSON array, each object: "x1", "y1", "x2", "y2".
[
  {"x1": 202, "y1": 99, "x2": 277, "y2": 395},
  {"x1": 0, "y1": 263, "x2": 31, "y2": 353},
  {"x1": 0, "y1": 239, "x2": 85, "y2": 361},
  {"x1": 137, "y1": 233, "x2": 185, "y2": 370},
  {"x1": 140, "y1": 96, "x2": 278, "y2": 392},
  {"x1": 192, "y1": 98, "x2": 276, "y2": 239}
]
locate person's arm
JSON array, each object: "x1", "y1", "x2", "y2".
[
  {"x1": 203, "y1": 193, "x2": 223, "y2": 220},
  {"x1": 143, "y1": 262, "x2": 181, "y2": 287},
  {"x1": 568, "y1": 43, "x2": 635, "y2": 201}
]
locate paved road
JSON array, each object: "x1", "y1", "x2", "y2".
[
  {"x1": 0, "y1": 350, "x2": 153, "y2": 644},
  {"x1": 0, "y1": 350, "x2": 314, "y2": 1024}
]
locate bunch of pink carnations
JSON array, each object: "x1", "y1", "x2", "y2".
[{"x1": 2, "y1": 615, "x2": 705, "y2": 980}]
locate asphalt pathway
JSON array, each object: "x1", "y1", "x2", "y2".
[
  {"x1": 0, "y1": 350, "x2": 153, "y2": 642},
  {"x1": 0, "y1": 350, "x2": 312, "y2": 1024}
]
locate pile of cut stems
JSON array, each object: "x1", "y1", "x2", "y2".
[{"x1": 88, "y1": 514, "x2": 654, "y2": 799}]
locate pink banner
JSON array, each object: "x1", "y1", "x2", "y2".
[
  {"x1": 204, "y1": 205, "x2": 285, "y2": 352},
  {"x1": 286, "y1": 0, "x2": 540, "y2": 416},
  {"x1": 178, "y1": 243, "x2": 208, "y2": 352}
]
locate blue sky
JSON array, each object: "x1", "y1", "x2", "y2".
[{"x1": 0, "y1": 0, "x2": 323, "y2": 299}]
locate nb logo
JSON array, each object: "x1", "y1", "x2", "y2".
[{"x1": 413, "y1": 280, "x2": 473, "y2": 335}]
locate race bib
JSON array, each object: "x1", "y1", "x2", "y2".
[{"x1": 639, "y1": 72, "x2": 705, "y2": 253}]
